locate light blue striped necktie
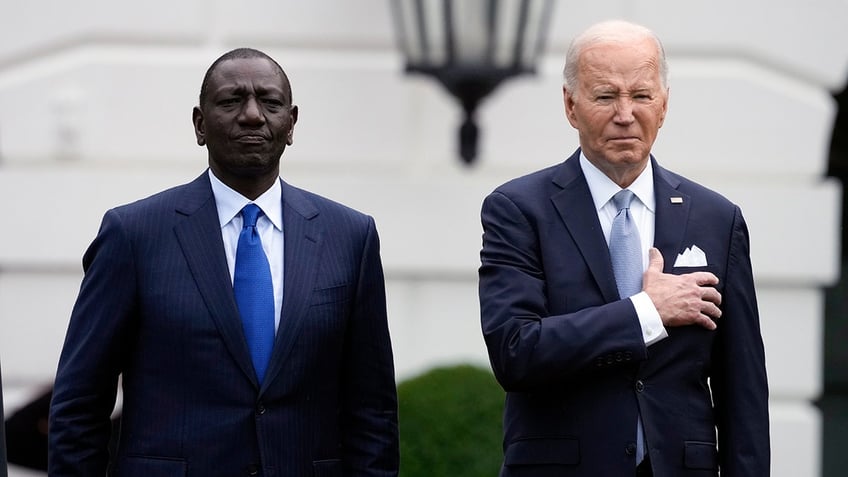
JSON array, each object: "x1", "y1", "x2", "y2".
[
  {"x1": 233, "y1": 204, "x2": 275, "y2": 385},
  {"x1": 609, "y1": 189, "x2": 647, "y2": 464}
]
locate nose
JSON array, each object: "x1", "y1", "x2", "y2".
[
  {"x1": 239, "y1": 96, "x2": 265, "y2": 125},
  {"x1": 613, "y1": 97, "x2": 635, "y2": 124}
]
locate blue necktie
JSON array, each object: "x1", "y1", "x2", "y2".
[
  {"x1": 610, "y1": 189, "x2": 642, "y2": 299},
  {"x1": 609, "y1": 189, "x2": 647, "y2": 464},
  {"x1": 233, "y1": 204, "x2": 275, "y2": 385}
]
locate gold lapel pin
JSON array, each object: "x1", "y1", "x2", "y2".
[{"x1": 670, "y1": 197, "x2": 683, "y2": 204}]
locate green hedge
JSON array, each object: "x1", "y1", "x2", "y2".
[{"x1": 398, "y1": 364, "x2": 504, "y2": 476}]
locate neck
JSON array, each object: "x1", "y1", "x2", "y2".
[
  {"x1": 585, "y1": 157, "x2": 648, "y2": 189},
  {"x1": 209, "y1": 165, "x2": 279, "y2": 200}
]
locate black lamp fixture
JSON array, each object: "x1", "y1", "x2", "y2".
[{"x1": 390, "y1": 0, "x2": 555, "y2": 165}]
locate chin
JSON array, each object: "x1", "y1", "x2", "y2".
[
  {"x1": 608, "y1": 149, "x2": 648, "y2": 165},
  {"x1": 226, "y1": 158, "x2": 277, "y2": 176}
]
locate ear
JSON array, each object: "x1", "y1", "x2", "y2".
[
  {"x1": 563, "y1": 86, "x2": 579, "y2": 128},
  {"x1": 192, "y1": 106, "x2": 206, "y2": 146},
  {"x1": 286, "y1": 105, "x2": 299, "y2": 145},
  {"x1": 658, "y1": 87, "x2": 669, "y2": 128}
]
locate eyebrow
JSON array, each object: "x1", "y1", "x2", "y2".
[
  {"x1": 217, "y1": 84, "x2": 285, "y2": 96},
  {"x1": 591, "y1": 85, "x2": 655, "y2": 94}
]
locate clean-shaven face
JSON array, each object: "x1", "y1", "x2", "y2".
[
  {"x1": 194, "y1": 57, "x2": 297, "y2": 180},
  {"x1": 564, "y1": 37, "x2": 668, "y2": 186}
]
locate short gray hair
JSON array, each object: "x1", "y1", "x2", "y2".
[{"x1": 563, "y1": 20, "x2": 668, "y2": 93}]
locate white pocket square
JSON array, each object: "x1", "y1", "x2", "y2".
[{"x1": 674, "y1": 245, "x2": 708, "y2": 267}]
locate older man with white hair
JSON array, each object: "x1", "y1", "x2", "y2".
[{"x1": 479, "y1": 19, "x2": 770, "y2": 476}]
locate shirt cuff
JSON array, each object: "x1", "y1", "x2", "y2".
[{"x1": 630, "y1": 292, "x2": 668, "y2": 346}]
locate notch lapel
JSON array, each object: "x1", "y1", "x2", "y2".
[
  {"x1": 550, "y1": 153, "x2": 621, "y2": 303},
  {"x1": 260, "y1": 181, "x2": 322, "y2": 393},
  {"x1": 173, "y1": 173, "x2": 258, "y2": 385},
  {"x1": 652, "y1": 160, "x2": 691, "y2": 270}
]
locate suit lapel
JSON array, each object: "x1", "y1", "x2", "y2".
[
  {"x1": 651, "y1": 160, "x2": 691, "y2": 271},
  {"x1": 173, "y1": 173, "x2": 258, "y2": 385},
  {"x1": 551, "y1": 152, "x2": 621, "y2": 303},
  {"x1": 261, "y1": 180, "x2": 322, "y2": 393}
]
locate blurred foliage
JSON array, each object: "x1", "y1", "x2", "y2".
[{"x1": 398, "y1": 364, "x2": 504, "y2": 476}]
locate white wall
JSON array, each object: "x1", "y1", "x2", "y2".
[{"x1": 1, "y1": 1, "x2": 845, "y2": 476}]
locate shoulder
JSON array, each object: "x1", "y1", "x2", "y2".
[
  {"x1": 656, "y1": 165, "x2": 738, "y2": 213},
  {"x1": 484, "y1": 164, "x2": 567, "y2": 223},
  {"x1": 488, "y1": 150, "x2": 582, "y2": 202},
  {"x1": 654, "y1": 164, "x2": 747, "y2": 240},
  {"x1": 493, "y1": 164, "x2": 561, "y2": 197},
  {"x1": 483, "y1": 153, "x2": 583, "y2": 221},
  {"x1": 106, "y1": 175, "x2": 208, "y2": 223},
  {"x1": 282, "y1": 181, "x2": 375, "y2": 231}
]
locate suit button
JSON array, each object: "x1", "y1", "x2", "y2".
[
  {"x1": 246, "y1": 464, "x2": 260, "y2": 475},
  {"x1": 635, "y1": 380, "x2": 645, "y2": 393},
  {"x1": 625, "y1": 442, "x2": 637, "y2": 455},
  {"x1": 256, "y1": 403, "x2": 266, "y2": 415}
]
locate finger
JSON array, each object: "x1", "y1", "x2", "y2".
[
  {"x1": 701, "y1": 301, "x2": 722, "y2": 320},
  {"x1": 699, "y1": 314, "x2": 718, "y2": 331},
  {"x1": 691, "y1": 271, "x2": 719, "y2": 286},
  {"x1": 647, "y1": 247, "x2": 664, "y2": 273},
  {"x1": 701, "y1": 287, "x2": 722, "y2": 306}
]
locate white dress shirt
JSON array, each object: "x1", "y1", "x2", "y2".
[
  {"x1": 580, "y1": 154, "x2": 668, "y2": 346},
  {"x1": 209, "y1": 170, "x2": 285, "y2": 332}
]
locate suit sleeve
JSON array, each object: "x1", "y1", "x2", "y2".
[
  {"x1": 49, "y1": 210, "x2": 137, "y2": 476},
  {"x1": 339, "y1": 217, "x2": 399, "y2": 476},
  {"x1": 479, "y1": 191, "x2": 647, "y2": 391},
  {"x1": 710, "y1": 206, "x2": 770, "y2": 476}
]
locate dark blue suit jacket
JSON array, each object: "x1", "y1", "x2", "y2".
[
  {"x1": 479, "y1": 150, "x2": 769, "y2": 476},
  {"x1": 49, "y1": 172, "x2": 399, "y2": 476}
]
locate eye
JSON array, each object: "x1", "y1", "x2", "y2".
[
  {"x1": 631, "y1": 89, "x2": 656, "y2": 101},
  {"x1": 261, "y1": 98, "x2": 285, "y2": 110},
  {"x1": 217, "y1": 97, "x2": 241, "y2": 107}
]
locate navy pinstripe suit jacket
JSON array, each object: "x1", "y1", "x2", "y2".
[{"x1": 49, "y1": 172, "x2": 399, "y2": 476}]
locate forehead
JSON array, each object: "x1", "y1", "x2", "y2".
[
  {"x1": 208, "y1": 57, "x2": 287, "y2": 95},
  {"x1": 578, "y1": 39, "x2": 660, "y2": 88}
]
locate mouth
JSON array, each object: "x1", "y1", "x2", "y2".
[{"x1": 234, "y1": 134, "x2": 268, "y2": 144}]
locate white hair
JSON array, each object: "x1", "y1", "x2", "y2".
[{"x1": 563, "y1": 20, "x2": 668, "y2": 93}]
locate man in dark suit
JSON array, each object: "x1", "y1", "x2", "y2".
[
  {"x1": 478, "y1": 20, "x2": 769, "y2": 476},
  {"x1": 49, "y1": 48, "x2": 399, "y2": 476}
]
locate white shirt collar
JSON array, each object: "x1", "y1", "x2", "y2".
[
  {"x1": 208, "y1": 169, "x2": 283, "y2": 231},
  {"x1": 579, "y1": 152, "x2": 656, "y2": 213}
]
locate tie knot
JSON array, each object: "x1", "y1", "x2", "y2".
[
  {"x1": 612, "y1": 189, "x2": 635, "y2": 211},
  {"x1": 241, "y1": 203, "x2": 263, "y2": 228}
]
